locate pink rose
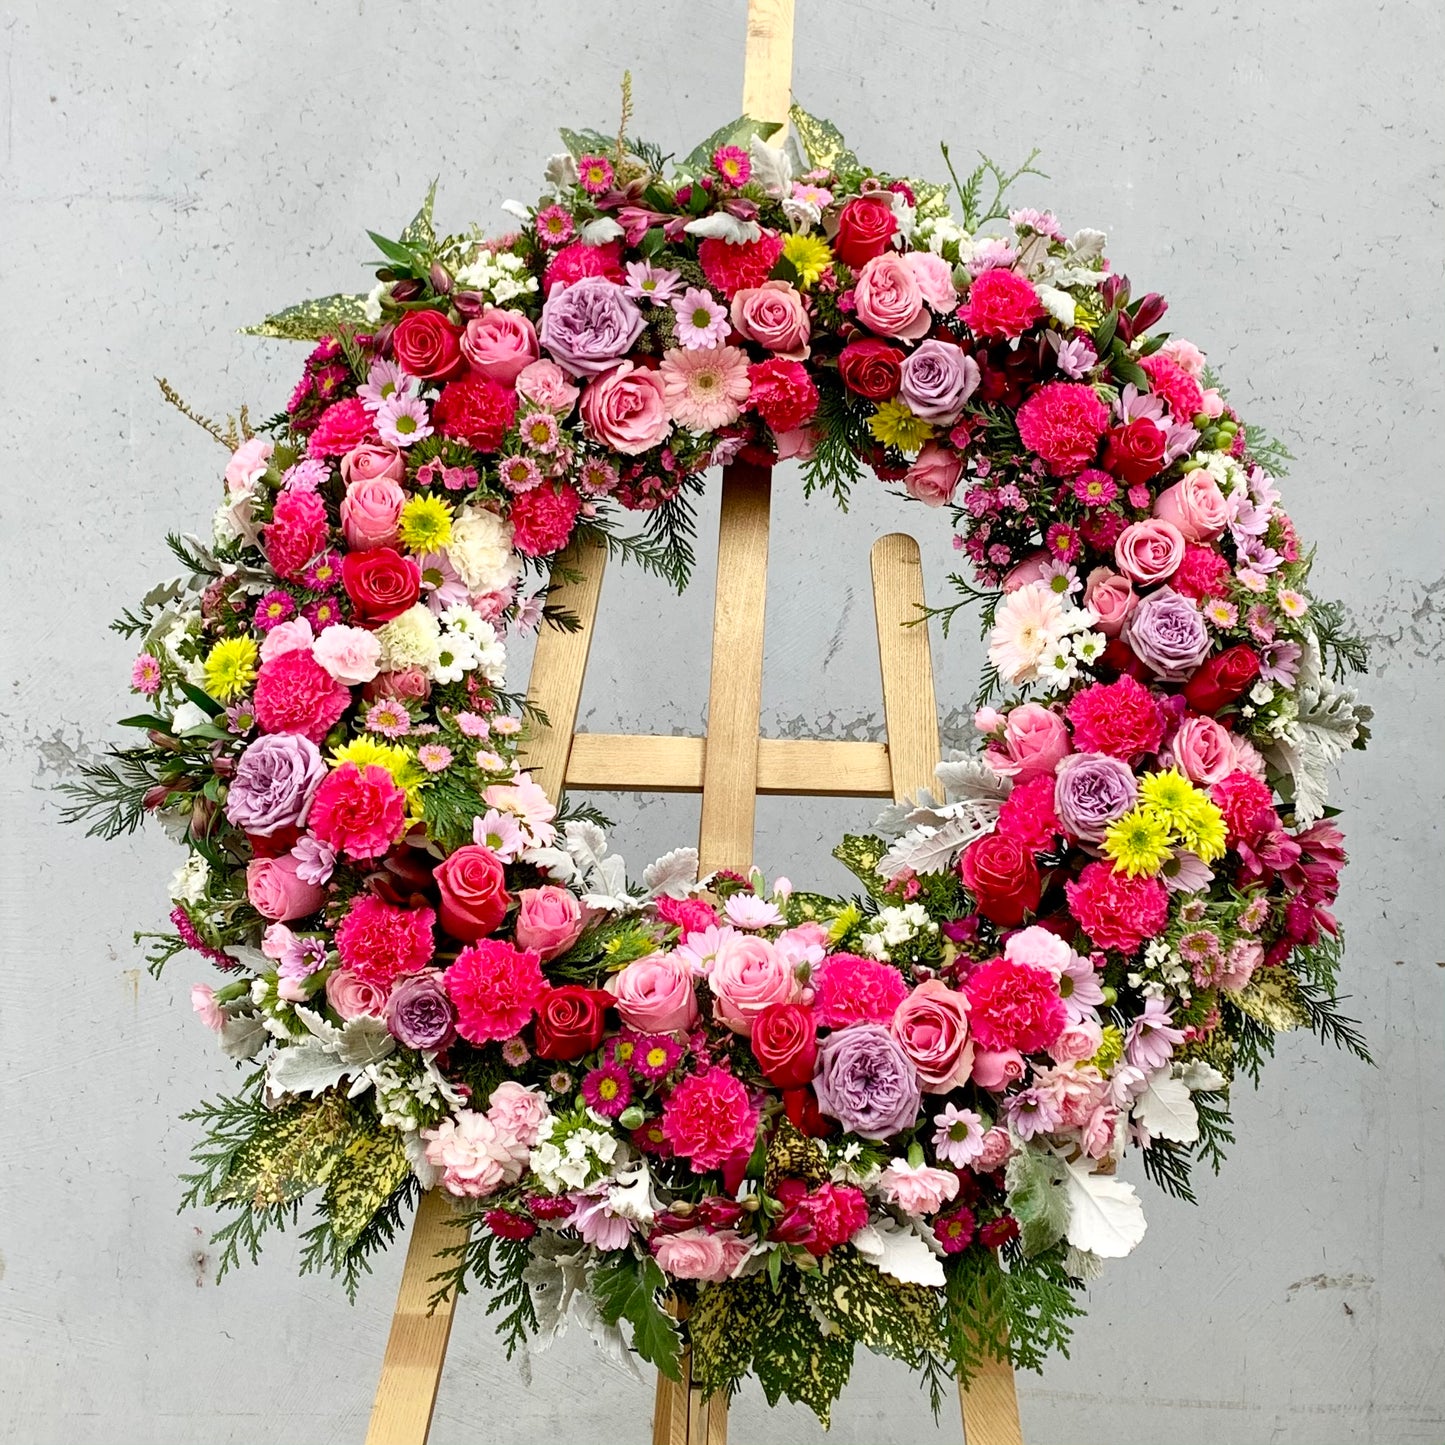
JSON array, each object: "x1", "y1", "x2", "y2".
[
  {"x1": 246, "y1": 854, "x2": 325, "y2": 922},
  {"x1": 1003, "y1": 550, "x2": 1053, "y2": 592},
  {"x1": 904, "y1": 442, "x2": 963, "y2": 507},
  {"x1": 902, "y1": 250, "x2": 959, "y2": 311},
  {"x1": 1153, "y1": 471, "x2": 1230, "y2": 542},
  {"x1": 729, "y1": 280, "x2": 811, "y2": 360},
  {"x1": 579, "y1": 362, "x2": 671, "y2": 455},
  {"x1": 708, "y1": 932, "x2": 797, "y2": 1035},
  {"x1": 513, "y1": 886, "x2": 586, "y2": 962},
  {"x1": 326, "y1": 968, "x2": 387, "y2": 1019},
  {"x1": 852, "y1": 253, "x2": 931, "y2": 341},
  {"x1": 224, "y1": 436, "x2": 272, "y2": 497},
  {"x1": 341, "y1": 476, "x2": 406, "y2": 551},
  {"x1": 608, "y1": 953, "x2": 699, "y2": 1033},
  {"x1": 259, "y1": 616, "x2": 316, "y2": 663},
  {"x1": 191, "y1": 983, "x2": 226, "y2": 1033},
  {"x1": 1114, "y1": 518, "x2": 1185, "y2": 586},
  {"x1": 461, "y1": 307, "x2": 540, "y2": 385},
  {"x1": 341, "y1": 443, "x2": 405, "y2": 485},
  {"x1": 986, "y1": 703, "x2": 1071, "y2": 782},
  {"x1": 1170, "y1": 715, "x2": 1237, "y2": 786},
  {"x1": 877, "y1": 1160, "x2": 961, "y2": 1216},
  {"x1": 311, "y1": 624, "x2": 382, "y2": 686},
  {"x1": 651, "y1": 1227, "x2": 751, "y2": 1283},
  {"x1": 1049, "y1": 1018, "x2": 1103, "y2": 1064},
  {"x1": 1083, "y1": 566, "x2": 1138, "y2": 637},
  {"x1": 364, "y1": 666, "x2": 431, "y2": 702},
  {"x1": 515, "y1": 359, "x2": 580, "y2": 415},
  {"x1": 774, "y1": 425, "x2": 819, "y2": 461},
  {"x1": 890, "y1": 979, "x2": 974, "y2": 1092},
  {"x1": 970, "y1": 1047, "x2": 1025, "y2": 1091}
]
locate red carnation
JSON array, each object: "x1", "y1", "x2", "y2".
[
  {"x1": 1210, "y1": 770, "x2": 1276, "y2": 843},
  {"x1": 253, "y1": 648, "x2": 351, "y2": 743},
  {"x1": 432, "y1": 374, "x2": 518, "y2": 452},
  {"x1": 1139, "y1": 352, "x2": 1205, "y2": 422},
  {"x1": 698, "y1": 231, "x2": 785, "y2": 298},
  {"x1": 334, "y1": 896, "x2": 436, "y2": 987},
  {"x1": 961, "y1": 269, "x2": 1047, "y2": 340},
  {"x1": 831, "y1": 194, "x2": 898, "y2": 270},
  {"x1": 959, "y1": 831, "x2": 1042, "y2": 927},
  {"x1": 769, "y1": 1179, "x2": 868, "y2": 1256},
  {"x1": 1064, "y1": 860, "x2": 1170, "y2": 955},
  {"x1": 509, "y1": 482, "x2": 583, "y2": 557},
  {"x1": 747, "y1": 357, "x2": 819, "y2": 433},
  {"x1": 307, "y1": 397, "x2": 373, "y2": 459},
  {"x1": 1172, "y1": 543, "x2": 1233, "y2": 602},
  {"x1": 996, "y1": 774, "x2": 1062, "y2": 852}
]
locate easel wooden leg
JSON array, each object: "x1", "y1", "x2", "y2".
[{"x1": 959, "y1": 1356, "x2": 1025, "y2": 1445}]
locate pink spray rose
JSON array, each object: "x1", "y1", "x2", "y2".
[
  {"x1": 852, "y1": 253, "x2": 931, "y2": 340},
  {"x1": 890, "y1": 979, "x2": 974, "y2": 1092},
  {"x1": 729, "y1": 280, "x2": 811, "y2": 360},
  {"x1": 1083, "y1": 566, "x2": 1138, "y2": 637},
  {"x1": 970, "y1": 1048, "x2": 1026, "y2": 1090},
  {"x1": 246, "y1": 854, "x2": 325, "y2": 921},
  {"x1": 902, "y1": 250, "x2": 959, "y2": 311},
  {"x1": 986, "y1": 702, "x2": 1071, "y2": 782},
  {"x1": 513, "y1": 885, "x2": 586, "y2": 961},
  {"x1": 1153, "y1": 471, "x2": 1230, "y2": 542},
  {"x1": 1114, "y1": 519, "x2": 1186, "y2": 586},
  {"x1": 579, "y1": 362, "x2": 671, "y2": 455},
  {"x1": 341, "y1": 476, "x2": 406, "y2": 551},
  {"x1": 461, "y1": 307, "x2": 540, "y2": 385},
  {"x1": 1003, "y1": 551, "x2": 1054, "y2": 592},
  {"x1": 341, "y1": 443, "x2": 405, "y2": 485},
  {"x1": 904, "y1": 442, "x2": 963, "y2": 507},
  {"x1": 1049, "y1": 1018, "x2": 1104, "y2": 1064},
  {"x1": 708, "y1": 932, "x2": 797, "y2": 1035},
  {"x1": 608, "y1": 953, "x2": 700, "y2": 1033}
]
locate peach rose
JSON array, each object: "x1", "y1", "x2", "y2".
[
  {"x1": 608, "y1": 952, "x2": 699, "y2": 1033},
  {"x1": 341, "y1": 476, "x2": 406, "y2": 551},
  {"x1": 1083, "y1": 566, "x2": 1138, "y2": 637},
  {"x1": 579, "y1": 362, "x2": 671, "y2": 455},
  {"x1": 513, "y1": 885, "x2": 586, "y2": 962},
  {"x1": 904, "y1": 442, "x2": 963, "y2": 507},
  {"x1": 890, "y1": 979, "x2": 974, "y2": 1092},
  {"x1": 852, "y1": 253, "x2": 931, "y2": 341},
  {"x1": 1114, "y1": 518, "x2": 1185, "y2": 586},
  {"x1": 707, "y1": 932, "x2": 797, "y2": 1035},
  {"x1": 1153, "y1": 471, "x2": 1230, "y2": 542},
  {"x1": 341, "y1": 443, "x2": 406, "y2": 485},
  {"x1": 729, "y1": 280, "x2": 810, "y2": 360},
  {"x1": 651, "y1": 1227, "x2": 751, "y2": 1282}
]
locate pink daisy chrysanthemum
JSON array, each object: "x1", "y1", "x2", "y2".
[
  {"x1": 417, "y1": 743, "x2": 453, "y2": 773},
  {"x1": 581, "y1": 1064, "x2": 633, "y2": 1117},
  {"x1": 303, "y1": 551, "x2": 342, "y2": 591},
  {"x1": 1277, "y1": 588, "x2": 1309, "y2": 619},
  {"x1": 304, "y1": 595, "x2": 342, "y2": 631},
  {"x1": 1203, "y1": 598, "x2": 1238, "y2": 628},
  {"x1": 500, "y1": 1036, "x2": 531, "y2": 1067},
  {"x1": 1045, "y1": 522, "x2": 1082, "y2": 564},
  {"x1": 375, "y1": 394, "x2": 433, "y2": 448},
  {"x1": 130, "y1": 653, "x2": 162, "y2": 695},
  {"x1": 1072, "y1": 469, "x2": 1117, "y2": 507},
  {"x1": 605, "y1": 1032, "x2": 639, "y2": 1070},
  {"x1": 630, "y1": 1033, "x2": 683, "y2": 1081},
  {"x1": 670, "y1": 287, "x2": 729, "y2": 350},
  {"x1": 499, "y1": 454, "x2": 544, "y2": 493},
  {"x1": 357, "y1": 358, "x2": 419, "y2": 413},
  {"x1": 623, "y1": 260, "x2": 682, "y2": 304},
  {"x1": 659, "y1": 345, "x2": 751, "y2": 431},
  {"x1": 365, "y1": 700, "x2": 411, "y2": 738},
  {"x1": 576, "y1": 154, "x2": 615, "y2": 196},
  {"x1": 578, "y1": 458, "x2": 620, "y2": 495},
  {"x1": 519, "y1": 409, "x2": 560, "y2": 454},
  {"x1": 534, "y1": 204, "x2": 575, "y2": 248},
  {"x1": 712, "y1": 144, "x2": 751, "y2": 186},
  {"x1": 254, "y1": 589, "x2": 296, "y2": 631},
  {"x1": 791, "y1": 180, "x2": 833, "y2": 208}
]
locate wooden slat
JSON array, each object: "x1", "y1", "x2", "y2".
[
  {"x1": 520, "y1": 531, "x2": 609, "y2": 806},
  {"x1": 564, "y1": 733, "x2": 894, "y2": 798},
  {"x1": 870, "y1": 533, "x2": 941, "y2": 801},
  {"x1": 364, "y1": 1191, "x2": 462, "y2": 1445},
  {"x1": 959, "y1": 1358, "x2": 1025, "y2": 1445},
  {"x1": 741, "y1": 0, "x2": 796, "y2": 128},
  {"x1": 696, "y1": 461, "x2": 772, "y2": 874}
]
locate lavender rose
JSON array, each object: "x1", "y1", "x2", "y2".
[
  {"x1": 538, "y1": 275, "x2": 645, "y2": 378},
  {"x1": 1054, "y1": 751, "x2": 1138, "y2": 842},
  {"x1": 897, "y1": 339, "x2": 980, "y2": 424},
  {"x1": 1123, "y1": 586, "x2": 1211, "y2": 682},
  {"x1": 385, "y1": 971, "x2": 457, "y2": 1050},
  {"x1": 225, "y1": 733, "x2": 326, "y2": 835},
  {"x1": 812, "y1": 1024, "x2": 921, "y2": 1140}
]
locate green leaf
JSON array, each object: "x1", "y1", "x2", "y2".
[
  {"x1": 831, "y1": 833, "x2": 891, "y2": 899},
  {"x1": 177, "y1": 680, "x2": 223, "y2": 717},
  {"x1": 558, "y1": 126, "x2": 615, "y2": 159},
  {"x1": 116, "y1": 713, "x2": 171, "y2": 730},
  {"x1": 322, "y1": 1120, "x2": 412, "y2": 1249},
  {"x1": 242, "y1": 292, "x2": 372, "y2": 341},
  {"x1": 1109, "y1": 343, "x2": 1149, "y2": 391},
  {"x1": 788, "y1": 103, "x2": 860, "y2": 178},
  {"x1": 367, "y1": 230, "x2": 421, "y2": 268},
  {"x1": 592, "y1": 1255, "x2": 682, "y2": 1379},
  {"x1": 751, "y1": 1275, "x2": 855, "y2": 1426},
  {"x1": 801, "y1": 1247, "x2": 944, "y2": 1364},
  {"x1": 399, "y1": 180, "x2": 438, "y2": 251},
  {"x1": 218, "y1": 1094, "x2": 354, "y2": 1209},
  {"x1": 638, "y1": 226, "x2": 667, "y2": 259},
  {"x1": 680, "y1": 115, "x2": 783, "y2": 175},
  {"x1": 1092, "y1": 307, "x2": 1119, "y2": 353},
  {"x1": 1004, "y1": 1146, "x2": 1071, "y2": 1257}
]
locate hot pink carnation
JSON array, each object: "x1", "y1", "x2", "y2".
[
  {"x1": 747, "y1": 357, "x2": 820, "y2": 434},
  {"x1": 811, "y1": 952, "x2": 908, "y2": 1029},
  {"x1": 1210, "y1": 769, "x2": 1277, "y2": 842},
  {"x1": 253, "y1": 648, "x2": 351, "y2": 743},
  {"x1": 661, "y1": 1066, "x2": 759, "y2": 1172},
  {"x1": 1064, "y1": 860, "x2": 1171, "y2": 954},
  {"x1": 509, "y1": 483, "x2": 582, "y2": 557},
  {"x1": 307, "y1": 397, "x2": 373, "y2": 458},
  {"x1": 542, "y1": 239, "x2": 625, "y2": 292},
  {"x1": 961, "y1": 268, "x2": 1046, "y2": 339},
  {"x1": 1140, "y1": 352, "x2": 1206, "y2": 421},
  {"x1": 1172, "y1": 543, "x2": 1233, "y2": 601},
  {"x1": 307, "y1": 762, "x2": 407, "y2": 860},
  {"x1": 335, "y1": 895, "x2": 436, "y2": 988},
  {"x1": 263, "y1": 491, "x2": 331, "y2": 581},
  {"x1": 444, "y1": 939, "x2": 548, "y2": 1045},
  {"x1": 963, "y1": 957, "x2": 1066, "y2": 1054},
  {"x1": 1066, "y1": 675, "x2": 1166, "y2": 761},
  {"x1": 1015, "y1": 382, "x2": 1110, "y2": 475},
  {"x1": 697, "y1": 232, "x2": 784, "y2": 298}
]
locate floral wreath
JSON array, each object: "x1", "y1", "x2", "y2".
[{"x1": 68, "y1": 108, "x2": 1374, "y2": 1423}]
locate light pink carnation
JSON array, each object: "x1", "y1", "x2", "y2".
[{"x1": 878, "y1": 1159, "x2": 961, "y2": 1216}]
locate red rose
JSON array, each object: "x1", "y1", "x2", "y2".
[
  {"x1": 832, "y1": 194, "x2": 898, "y2": 269},
  {"x1": 432, "y1": 374, "x2": 518, "y2": 452},
  {"x1": 392, "y1": 310, "x2": 464, "y2": 380},
  {"x1": 432, "y1": 844, "x2": 511, "y2": 942},
  {"x1": 751, "y1": 1002, "x2": 818, "y2": 1088},
  {"x1": 341, "y1": 546, "x2": 422, "y2": 625},
  {"x1": 1101, "y1": 420, "x2": 1165, "y2": 486},
  {"x1": 1182, "y1": 644, "x2": 1261, "y2": 713},
  {"x1": 533, "y1": 985, "x2": 613, "y2": 1060},
  {"x1": 959, "y1": 831, "x2": 1042, "y2": 927},
  {"x1": 782, "y1": 1087, "x2": 831, "y2": 1138},
  {"x1": 837, "y1": 338, "x2": 904, "y2": 400}
]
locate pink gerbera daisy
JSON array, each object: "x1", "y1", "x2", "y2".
[
  {"x1": 130, "y1": 653, "x2": 162, "y2": 695},
  {"x1": 670, "y1": 287, "x2": 729, "y2": 350},
  {"x1": 712, "y1": 144, "x2": 751, "y2": 186},
  {"x1": 658, "y1": 345, "x2": 750, "y2": 431},
  {"x1": 534, "y1": 204, "x2": 575, "y2": 248},
  {"x1": 375, "y1": 394, "x2": 433, "y2": 447}
]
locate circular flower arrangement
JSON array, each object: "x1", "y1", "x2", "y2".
[{"x1": 69, "y1": 112, "x2": 1374, "y2": 1422}]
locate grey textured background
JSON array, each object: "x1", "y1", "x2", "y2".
[{"x1": 2, "y1": 1, "x2": 1443, "y2": 1441}]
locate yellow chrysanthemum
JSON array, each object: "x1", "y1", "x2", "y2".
[
  {"x1": 330, "y1": 737, "x2": 427, "y2": 799},
  {"x1": 1175, "y1": 795, "x2": 1228, "y2": 864},
  {"x1": 398, "y1": 494, "x2": 453, "y2": 553},
  {"x1": 1091, "y1": 1024, "x2": 1125, "y2": 1073},
  {"x1": 1137, "y1": 768, "x2": 1198, "y2": 828},
  {"x1": 781, "y1": 232, "x2": 833, "y2": 288},
  {"x1": 868, "y1": 398, "x2": 933, "y2": 453},
  {"x1": 202, "y1": 636, "x2": 258, "y2": 703},
  {"x1": 828, "y1": 901, "x2": 864, "y2": 944},
  {"x1": 1101, "y1": 807, "x2": 1174, "y2": 877}
]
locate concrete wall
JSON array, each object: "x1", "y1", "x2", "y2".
[{"x1": 2, "y1": 1, "x2": 1442, "y2": 1440}]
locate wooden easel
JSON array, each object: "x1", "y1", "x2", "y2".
[{"x1": 364, "y1": 4, "x2": 1026, "y2": 1441}]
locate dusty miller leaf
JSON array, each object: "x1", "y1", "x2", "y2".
[
  {"x1": 934, "y1": 753, "x2": 1014, "y2": 804},
  {"x1": 1134, "y1": 1070, "x2": 1200, "y2": 1144},
  {"x1": 1061, "y1": 1160, "x2": 1147, "y2": 1259},
  {"x1": 1005, "y1": 1146, "x2": 1071, "y2": 1257}
]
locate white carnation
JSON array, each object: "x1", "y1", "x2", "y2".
[
  {"x1": 447, "y1": 506, "x2": 520, "y2": 595},
  {"x1": 375, "y1": 604, "x2": 442, "y2": 672}
]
